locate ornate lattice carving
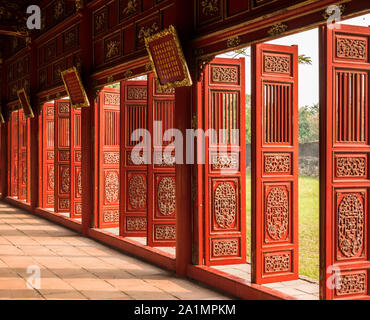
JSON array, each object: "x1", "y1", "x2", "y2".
[
  {"x1": 265, "y1": 155, "x2": 291, "y2": 173},
  {"x1": 336, "y1": 157, "x2": 366, "y2": 177},
  {"x1": 122, "y1": 0, "x2": 137, "y2": 15},
  {"x1": 157, "y1": 177, "x2": 176, "y2": 216},
  {"x1": 54, "y1": 0, "x2": 64, "y2": 20},
  {"x1": 47, "y1": 107, "x2": 55, "y2": 116},
  {"x1": 104, "y1": 152, "x2": 120, "y2": 164},
  {"x1": 337, "y1": 38, "x2": 367, "y2": 60},
  {"x1": 211, "y1": 153, "x2": 238, "y2": 170},
  {"x1": 138, "y1": 22, "x2": 159, "y2": 43},
  {"x1": 106, "y1": 40, "x2": 119, "y2": 59},
  {"x1": 94, "y1": 10, "x2": 106, "y2": 34},
  {"x1": 336, "y1": 272, "x2": 367, "y2": 296},
  {"x1": 201, "y1": 0, "x2": 219, "y2": 16},
  {"x1": 128, "y1": 174, "x2": 147, "y2": 209},
  {"x1": 214, "y1": 182, "x2": 236, "y2": 229},
  {"x1": 59, "y1": 151, "x2": 70, "y2": 161},
  {"x1": 226, "y1": 36, "x2": 241, "y2": 48},
  {"x1": 59, "y1": 103, "x2": 70, "y2": 113},
  {"x1": 264, "y1": 55, "x2": 290, "y2": 74},
  {"x1": 155, "y1": 225, "x2": 176, "y2": 240},
  {"x1": 61, "y1": 168, "x2": 70, "y2": 193},
  {"x1": 264, "y1": 254, "x2": 290, "y2": 273},
  {"x1": 75, "y1": 152, "x2": 82, "y2": 162},
  {"x1": 75, "y1": 203, "x2": 82, "y2": 214},
  {"x1": 268, "y1": 23, "x2": 288, "y2": 36},
  {"x1": 48, "y1": 166, "x2": 55, "y2": 190},
  {"x1": 338, "y1": 194, "x2": 364, "y2": 258},
  {"x1": 104, "y1": 210, "x2": 119, "y2": 223},
  {"x1": 105, "y1": 171, "x2": 119, "y2": 203},
  {"x1": 211, "y1": 66, "x2": 237, "y2": 83},
  {"x1": 104, "y1": 93, "x2": 120, "y2": 105},
  {"x1": 126, "y1": 217, "x2": 146, "y2": 231},
  {"x1": 48, "y1": 195, "x2": 54, "y2": 204},
  {"x1": 212, "y1": 239, "x2": 238, "y2": 257},
  {"x1": 127, "y1": 87, "x2": 147, "y2": 100},
  {"x1": 60, "y1": 199, "x2": 70, "y2": 209},
  {"x1": 77, "y1": 172, "x2": 82, "y2": 195},
  {"x1": 266, "y1": 187, "x2": 289, "y2": 241},
  {"x1": 154, "y1": 152, "x2": 175, "y2": 167}
]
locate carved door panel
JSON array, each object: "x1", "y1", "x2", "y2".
[
  {"x1": 54, "y1": 100, "x2": 71, "y2": 214},
  {"x1": 204, "y1": 58, "x2": 246, "y2": 266},
  {"x1": 18, "y1": 109, "x2": 27, "y2": 201},
  {"x1": 42, "y1": 103, "x2": 55, "y2": 209},
  {"x1": 147, "y1": 74, "x2": 176, "y2": 247},
  {"x1": 251, "y1": 43, "x2": 299, "y2": 284},
  {"x1": 98, "y1": 88, "x2": 121, "y2": 228},
  {"x1": 120, "y1": 81, "x2": 148, "y2": 237},
  {"x1": 319, "y1": 24, "x2": 370, "y2": 300},
  {"x1": 9, "y1": 111, "x2": 19, "y2": 197},
  {"x1": 70, "y1": 106, "x2": 81, "y2": 218}
]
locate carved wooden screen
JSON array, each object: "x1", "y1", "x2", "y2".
[
  {"x1": 203, "y1": 58, "x2": 246, "y2": 266},
  {"x1": 251, "y1": 43, "x2": 299, "y2": 284},
  {"x1": 9, "y1": 111, "x2": 19, "y2": 197},
  {"x1": 98, "y1": 88, "x2": 120, "y2": 228},
  {"x1": 120, "y1": 81, "x2": 148, "y2": 237},
  {"x1": 319, "y1": 24, "x2": 370, "y2": 300},
  {"x1": 70, "y1": 106, "x2": 82, "y2": 218},
  {"x1": 18, "y1": 109, "x2": 27, "y2": 201},
  {"x1": 42, "y1": 103, "x2": 55, "y2": 209},
  {"x1": 54, "y1": 100, "x2": 71, "y2": 214},
  {"x1": 147, "y1": 74, "x2": 176, "y2": 247}
]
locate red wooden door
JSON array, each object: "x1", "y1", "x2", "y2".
[
  {"x1": 319, "y1": 24, "x2": 370, "y2": 300},
  {"x1": 98, "y1": 87, "x2": 120, "y2": 228},
  {"x1": 9, "y1": 111, "x2": 19, "y2": 197},
  {"x1": 203, "y1": 57, "x2": 246, "y2": 266},
  {"x1": 251, "y1": 43, "x2": 299, "y2": 284},
  {"x1": 120, "y1": 80, "x2": 148, "y2": 237},
  {"x1": 70, "y1": 106, "x2": 82, "y2": 218},
  {"x1": 42, "y1": 103, "x2": 55, "y2": 209},
  {"x1": 18, "y1": 109, "x2": 27, "y2": 201},
  {"x1": 54, "y1": 100, "x2": 71, "y2": 214},
  {"x1": 147, "y1": 74, "x2": 176, "y2": 247}
]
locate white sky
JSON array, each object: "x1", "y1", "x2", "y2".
[{"x1": 218, "y1": 14, "x2": 370, "y2": 107}]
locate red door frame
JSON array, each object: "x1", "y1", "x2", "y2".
[
  {"x1": 147, "y1": 74, "x2": 176, "y2": 247},
  {"x1": 9, "y1": 111, "x2": 19, "y2": 197},
  {"x1": 18, "y1": 109, "x2": 27, "y2": 201},
  {"x1": 251, "y1": 43, "x2": 299, "y2": 284},
  {"x1": 98, "y1": 87, "x2": 121, "y2": 228},
  {"x1": 120, "y1": 80, "x2": 148, "y2": 237},
  {"x1": 319, "y1": 24, "x2": 370, "y2": 300},
  {"x1": 203, "y1": 57, "x2": 246, "y2": 266}
]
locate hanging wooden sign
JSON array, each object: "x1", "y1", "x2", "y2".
[
  {"x1": 145, "y1": 25, "x2": 192, "y2": 90},
  {"x1": 61, "y1": 66, "x2": 90, "y2": 108},
  {"x1": 17, "y1": 88, "x2": 34, "y2": 118}
]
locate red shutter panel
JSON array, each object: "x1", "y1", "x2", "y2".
[
  {"x1": 42, "y1": 103, "x2": 55, "y2": 209},
  {"x1": 98, "y1": 88, "x2": 121, "y2": 228},
  {"x1": 251, "y1": 43, "x2": 299, "y2": 284},
  {"x1": 70, "y1": 106, "x2": 82, "y2": 218},
  {"x1": 204, "y1": 57, "x2": 246, "y2": 266},
  {"x1": 18, "y1": 109, "x2": 27, "y2": 201},
  {"x1": 54, "y1": 100, "x2": 71, "y2": 214},
  {"x1": 320, "y1": 24, "x2": 370, "y2": 300},
  {"x1": 147, "y1": 74, "x2": 176, "y2": 247},
  {"x1": 120, "y1": 81, "x2": 148, "y2": 237},
  {"x1": 9, "y1": 111, "x2": 19, "y2": 197}
]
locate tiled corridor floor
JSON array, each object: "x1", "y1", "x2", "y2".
[{"x1": 0, "y1": 202, "x2": 233, "y2": 300}]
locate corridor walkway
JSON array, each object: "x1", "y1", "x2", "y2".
[{"x1": 0, "y1": 202, "x2": 233, "y2": 300}]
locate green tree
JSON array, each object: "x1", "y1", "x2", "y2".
[{"x1": 298, "y1": 104, "x2": 319, "y2": 143}]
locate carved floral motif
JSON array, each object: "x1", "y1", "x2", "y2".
[
  {"x1": 265, "y1": 155, "x2": 290, "y2": 173},
  {"x1": 201, "y1": 0, "x2": 219, "y2": 16},
  {"x1": 264, "y1": 254, "x2": 290, "y2": 273},
  {"x1": 128, "y1": 174, "x2": 147, "y2": 209},
  {"x1": 211, "y1": 153, "x2": 238, "y2": 170},
  {"x1": 266, "y1": 187, "x2": 289, "y2": 241},
  {"x1": 94, "y1": 10, "x2": 106, "y2": 34},
  {"x1": 104, "y1": 210, "x2": 119, "y2": 223},
  {"x1": 127, "y1": 87, "x2": 147, "y2": 100},
  {"x1": 104, "y1": 152, "x2": 120, "y2": 164},
  {"x1": 212, "y1": 239, "x2": 238, "y2": 257},
  {"x1": 268, "y1": 23, "x2": 288, "y2": 36},
  {"x1": 138, "y1": 22, "x2": 159, "y2": 44},
  {"x1": 214, "y1": 182, "x2": 236, "y2": 229},
  {"x1": 106, "y1": 40, "x2": 119, "y2": 59},
  {"x1": 59, "y1": 103, "x2": 70, "y2": 113},
  {"x1": 77, "y1": 172, "x2": 82, "y2": 195},
  {"x1": 336, "y1": 272, "x2": 367, "y2": 296},
  {"x1": 155, "y1": 225, "x2": 176, "y2": 240},
  {"x1": 157, "y1": 177, "x2": 176, "y2": 216},
  {"x1": 337, "y1": 38, "x2": 367, "y2": 60},
  {"x1": 54, "y1": 0, "x2": 64, "y2": 20},
  {"x1": 61, "y1": 168, "x2": 70, "y2": 193},
  {"x1": 264, "y1": 55, "x2": 290, "y2": 74},
  {"x1": 338, "y1": 194, "x2": 364, "y2": 258},
  {"x1": 104, "y1": 93, "x2": 120, "y2": 105},
  {"x1": 122, "y1": 0, "x2": 138, "y2": 16},
  {"x1": 211, "y1": 66, "x2": 237, "y2": 83},
  {"x1": 60, "y1": 199, "x2": 70, "y2": 209},
  {"x1": 126, "y1": 217, "x2": 146, "y2": 231},
  {"x1": 336, "y1": 157, "x2": 366, "y2": 178},
  {"x1": 105, "y1": 171, "x2": 119, "y2": 203},
  {"x1": 48, "y1": 166, "x2": 55, "y2": 190}
]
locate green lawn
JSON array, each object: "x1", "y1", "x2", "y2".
[{"x1": 246, "y1": 175, "x2": 319, "y2": 280}]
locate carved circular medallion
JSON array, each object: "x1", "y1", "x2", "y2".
[
  {"x1": 105, "y1": 171, "x2": 119, "y2": 203},
  {"x1": 61, "y1": 168, "x2": 70, "y2": 193},
  {"x1": 128, "y1": 174, "x2": 146, "y2": 209},
  {"x1": 157, "y1": 177, "x2": 175, "y2": 216},
  {"x1": 266, "y1": 187, "x2": 289, "y2": 241},
  {"x1": 338, "y1": 194, "x2": 364, "y2": 258},
  {"x1": 214, "y1": 182, "x2": 236, "y2": 229}
]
